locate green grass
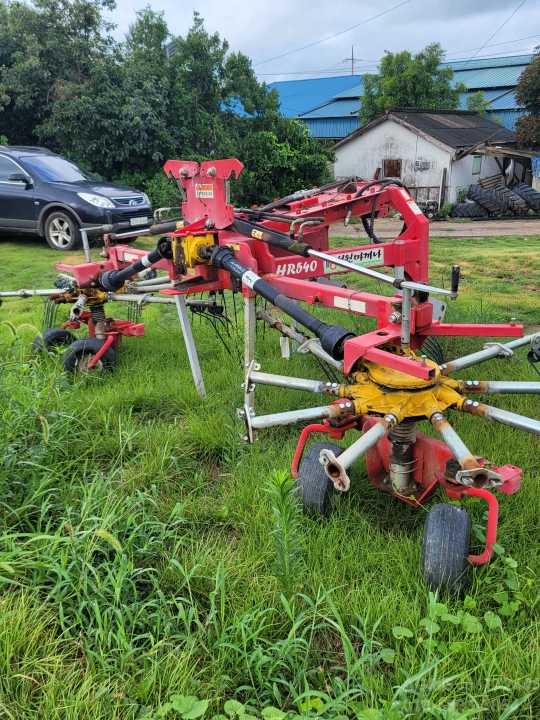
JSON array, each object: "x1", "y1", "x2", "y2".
[{"x1": 0, "y1": 234, "x2": 539, "y2": 719}]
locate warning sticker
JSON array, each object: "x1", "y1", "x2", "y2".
[
  {"x1": 323, "y1": 247, "x2": 383, "y2": 272},
  {"x1": 195, "y1": 183, "x2": 214, "y2": 199}
]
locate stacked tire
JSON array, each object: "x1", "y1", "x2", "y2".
[
  {"x1": 463, "y1": 183, "x2": 534, "y2": 217},
  {"x1": 511, "y1": 183, "x2": 540, "y2": 211},
  {"x1": 451, "y1": 201, "x2": 488, "y2": 218}
]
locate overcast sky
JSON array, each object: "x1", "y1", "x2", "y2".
[{"x1": 109, "y1": 0, "x2": 540, "y2": 81}]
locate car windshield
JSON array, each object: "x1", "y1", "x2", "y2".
[{"x1": 22, "y1": 155, "x2": 94, "y2": 182}]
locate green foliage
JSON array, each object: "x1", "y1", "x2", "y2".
[
  {"x1": 0, "y1": 237, "x2": 539, "y2": 717},
  {"x1": 0, "y1": 2, "x2": 329, "y2": 204},
  {"x1": 360, "y1": 43, "x2": 464, "y2": 124},
  {"x1": 265, "y1": 470, "x2": 303, "y2": 595},
  {"x1": 466, "y1": 91, "x2": 491, "y2": 116},
  {"x1": 515, "y1": 51, "x2": 540, "y2": 146}
]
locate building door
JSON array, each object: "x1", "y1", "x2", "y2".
[{"x1": 383, "y1": 159, "x2": 402, "y2": 178}]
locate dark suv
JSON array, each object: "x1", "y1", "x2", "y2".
[{"x1": 0, "y1": 146, "x2": 153, "y2": 250}]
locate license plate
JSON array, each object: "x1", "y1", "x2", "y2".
[{"x1": 130, "y1": 216, "x2": 149, "y2": 227}]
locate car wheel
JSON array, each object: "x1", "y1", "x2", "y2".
[{"x1": 44, "y1": 211, "x2": 81, "y2": 251}]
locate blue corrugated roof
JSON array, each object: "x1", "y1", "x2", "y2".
[
  {"x1": 458, "y1": 89, "x2": 519, "y2": 111},
  {"x1": 301, "y1": 99, "x2": 361, "y2": 119},
  {"x1": 267, "y1": 75, "x2": 360, "y2": 117},
  {"x1": 268, "y1": 54, "x2": 532, "y2": 137},
  {"x1": 452, "y1": 65, "x2": 528, "y2": 89},
  {"x1": 442, "y1": 54, "x2": 533, "y2": 72}
]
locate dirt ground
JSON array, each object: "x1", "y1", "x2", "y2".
[{"x1": 330, "y1": 216, "x2": 540, "y2": 239}]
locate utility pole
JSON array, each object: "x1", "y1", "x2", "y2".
[{"x1": 342, "y1": 45, "x2": 357, "y2": 75}]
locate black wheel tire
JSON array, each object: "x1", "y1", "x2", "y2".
[
  {"x1": 44, "y1": 211, "x2": 81, "y2": 251},
  {"x1": 511, "y1": 183, "x2": 540, "y2": 211},
  {"x1": 466, "y1": 185, "x2": 502, "y2": 214},
  {"x1": 420, "y1": 336, "x2": 444, "y2": 365},
  {"x1": 295, "y1": 442, "x2": 343, "y2": 517},
  {"x1": 32, "y1": 327, "x2": 76, "y2": 352},
  {"x1": 62, "y1": 338, "x2": 116, "y2": 374},
  {"x1": 422, "y1": 504, "x2": 471, "y2": 594},
  {"x1": 450, "y1": 201, "x2": 487, "y2": 219},
  {"x1": 497, "y1": 187, "x2": 528, "y2": 215}
]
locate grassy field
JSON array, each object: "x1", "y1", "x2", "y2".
[{"x1": 0, "y1": 233, "x2": 538, "y2": 719}]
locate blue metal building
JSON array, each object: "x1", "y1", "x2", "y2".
[{"x1": 267, "y1": 54, "x2": 533, "y2": 140}]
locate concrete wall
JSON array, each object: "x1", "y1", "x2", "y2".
[{"x1": 333, "y1": 118, "x2": 505, "y2": 203}]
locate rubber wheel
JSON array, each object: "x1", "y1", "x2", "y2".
[
  {"x1": 62, "y1": 338, "x2": 116, "y2": 374},
  {"x1": 466, "y1": 185, "x2": 502, "y2": 215},
  {"x1": 422, "y1": 504, "x2": 471, "y2": 594},
  {"x1": 44, "y1": 211, "x2": 81, "y2": 251},
  {"x1": 450, "y1": 201, "x2": 488, "y2": 219},
  {"x1": 511, "y1": 183, "x2": 540, "y2": 211},
  {"x1": 420, "y1": 336, "x2": 444, "y2": 365},
  {"x1": 295, "y1": 442, "x2": 343, "y2": 516},
  {"x1": 32, "y1": 327, "x2": 76, "y2": 352}
]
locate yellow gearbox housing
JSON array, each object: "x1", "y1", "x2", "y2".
[
  {"x1": 339, "y1": 358, "x2": 465, "y2": 423},
  {"x1": 173, "y1": 233, "x2": 215, "y2": 270}
]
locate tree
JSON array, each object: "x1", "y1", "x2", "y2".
[
  {"x1": 466, "y1": 91, "x2": 491, "y2": 116},
  {"x1": 0, "y1": 0, "x2": 115, "y2": 143},
  {"x1": 515, "y1": 50, "x2": 540, "y2": 147},
  {"x1": 0, "y1": 2, "x2": 331, "y2": 205},
  {"x1": 360, "y1": 43, "x2": 464, "y2": 124}
]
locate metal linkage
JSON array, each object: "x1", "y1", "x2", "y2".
[
  {"x1": 246, "y1": 400, "x2": 355, "y2": 432},
  {"x1": 441, "y1": 332, "x2": 540, "y2": 374}
]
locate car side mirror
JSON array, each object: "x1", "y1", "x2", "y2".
[{"x1": 8, "y1": 173, "x2": 33, "y2": 188}]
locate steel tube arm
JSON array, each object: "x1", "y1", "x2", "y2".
[
  {"x1": 249, "y1": 401, "x2": 353, "y2": 430},
  {"x1": 441, "y1": 333, "x2": 539, "y2": 374},
  {"x1": 460, "y1": 380, "x2": 540, "y2": 394},
  {"x1": 461, "y1": 400, "x2": 540, "y2": 435},
  {"x1": 248, "y1": 371, "x2": 339, "y2": 395},
  {"x1": 319, "y1": 416, "x2": 396, "y2": 492}
]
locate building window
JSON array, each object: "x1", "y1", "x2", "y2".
[
  {"x1": 472, "y1": 155, "x2": 482, "y2": 175},
  {"x1": 383, "y1": 159, "x2": 402, "y2": 178}
]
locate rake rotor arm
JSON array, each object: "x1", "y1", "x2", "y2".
[
  {"x1": 460, "y1": 399, "x2": 540, "y2": 436},
  {"x1": 440, "y1": 333, "x2": 539, "y2": 375},
  {"x1": 458, "y1": 380, "x2": 540, "y2": 394}
]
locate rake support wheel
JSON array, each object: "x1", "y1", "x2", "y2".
[
  {"x1": 62, "y1": 338, "x2": 116, "y2": 374},
  {"x1": 422, "y1": 503, "x2": 471, "y2": 594},
  {"x1": 296, "y1": 442, "x2": 343, "y2": 517}
]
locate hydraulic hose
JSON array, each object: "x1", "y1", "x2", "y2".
[
  {"x1": 208, "y1": 246, "x2": 354, "y2": 360},
  {"x1": 98, "y1": 239, "x2": 172, "y2": 292}
]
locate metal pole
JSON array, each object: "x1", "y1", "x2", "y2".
[
  {"x1": 461, "y1": 400, "x2": 540, "y2": 436},
  {"x1": 257, "y1": 310, "x2": 343, "y2": 370},
  {"x1": 319, "y1": 417, "x2": 394, "y2": 491},
  {"x1": 308, "y1": 248, "x2": 454, "y2": 297},
  {"x1": 0, "y1": 289, "x2": 61, "y2": 298},
  {"x1": 430, "y1": 412, "x2": 476, "y2": 468},
  {"x1": 80, "y1": 229, "x2": 91, "y2": 263},
  {"x1": 250, "y1": 403, "x2": 351, "y2": 430},
  {"x1": 108, "y1": 293, "x2": 177, "y2": 304},
  {"x1": 461, "y1": 380, "x2": 540, "y2": 394},
  {"x1": 174, "y1": 294, "x2": 206, "y2": 398},
  {"x1": 441, "y1": 333, "x2": 539, "y2": 374},
  {"x1": 249, "y1": 370, "x2": 339, "y2": 395},
  {"x1": 400, "y1": 287, "x2": 412, "y2": 349}
]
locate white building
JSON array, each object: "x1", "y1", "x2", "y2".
[{"x1": 333, "y1": 109, "x2": 523, "y2": 206}]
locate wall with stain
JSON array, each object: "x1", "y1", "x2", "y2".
[{"x1": 334, "y1": 118, "x2": 502, "y2": 203}]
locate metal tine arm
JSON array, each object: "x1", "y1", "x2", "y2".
[
  {"x1": 461, "y1": 399, "x2": 540, "y2": 436},
  {"x1": 440, "y1": 332, "x2": 540, "y2": 375},
  {"x1": 248, "y1": 370, "x2": 340, "y2": 395},
  {"x1": 460, "y1": 380, "x2": 540, "y2": 394}
]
